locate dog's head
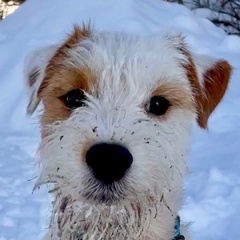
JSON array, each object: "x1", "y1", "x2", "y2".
[{"x1": 25, "y1": 25, "x2": 231, "y2": 239}]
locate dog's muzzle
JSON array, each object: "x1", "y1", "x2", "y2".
[{"x1": 85, "y1": 143, "x2": 133, "y2": 184}]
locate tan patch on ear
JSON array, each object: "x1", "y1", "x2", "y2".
[
  {"x1": 178, "y1": 41, "x2": 231, "y2": 128},
  {"x1": 37, "y1": 24, "x2": 95, "y2": 128},
  {"x1": 197, "y1": 60, "x2": 231, "y2": 128}
]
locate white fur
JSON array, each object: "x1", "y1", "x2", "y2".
[{"x1": 24, "y1": 30, "x2": 223, "y2": 240}]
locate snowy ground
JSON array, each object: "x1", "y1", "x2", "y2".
[{"x1": 0, "y1": 0, "x2": 240, "y2": 239}]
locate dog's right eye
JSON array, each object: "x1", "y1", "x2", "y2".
[{"x1": 62, "y1": 89, "x2": 86, "y2": 109}]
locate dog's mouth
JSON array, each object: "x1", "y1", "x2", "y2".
[
  {"x1": 81, "y1": 178, "x2": 129, "y2": 205},
  {"x1": 33, "y1": 172, "x2": 130, "y2": 205}
]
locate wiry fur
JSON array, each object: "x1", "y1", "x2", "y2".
[
  {"x1": 37, "y1": 100, "x2": 193, "y2": 239},
  {"x1": 25, "y1": 26, "x2": 231, "y2": 240}
]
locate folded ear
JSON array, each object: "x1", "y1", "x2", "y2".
[
  {"x1": 24, "y1": 45, "x2": 58, "y2": 115},
  {"x1": 192, "y1": 54, "x2": 232, "y2": 128}
]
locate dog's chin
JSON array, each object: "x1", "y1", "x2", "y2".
[{"x1": 49, "y1": 183, "x2": 160, "y2": 240}]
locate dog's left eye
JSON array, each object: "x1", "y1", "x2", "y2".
[
  {"x1": 62, "y1": 89, "x2": 86, "y2": 109},
  {"x1": 148, "y1": 96, "x2": 170, "y2": 116}
]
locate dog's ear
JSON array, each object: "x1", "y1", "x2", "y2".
[
  {"x1": 192, "y1": 54, "x2": 232, "y2": 129},
  {"x1": 24, "y1": 45, "x2": 58, "y2": 115}
]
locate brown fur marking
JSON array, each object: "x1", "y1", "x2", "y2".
[
  {"x1": 198, "y1": 60, "x2": 231, "y2": 128},
  {"x1": 39, "y1": 25, "x2": 94, "y2": 126},
  {"x1": 178, "y1": 39, "x2": 231, "y2": 128}
]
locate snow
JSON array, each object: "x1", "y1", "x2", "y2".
[{"x1": 0, "y1": 0, "x2": 239, "y2": 239}]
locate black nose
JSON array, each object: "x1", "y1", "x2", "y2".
[{"x1": 85, "y1": 143, "x2": 133, "y2": 184}]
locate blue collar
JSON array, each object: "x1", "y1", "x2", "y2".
[{"x1": 173, "y1": 215, "x2": 185, "y2": 240}]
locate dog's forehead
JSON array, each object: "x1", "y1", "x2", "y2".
[{"x1": 63, "y1": 31, "x2": 190, "y2": 94}]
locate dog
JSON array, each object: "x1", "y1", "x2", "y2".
[{"x1": 24, "y1": 24, "x2": 231, "y2": 240}]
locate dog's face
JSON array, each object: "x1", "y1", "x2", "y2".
[{"x1": 25, "y1": 25, "x2": 231, "y2": 239}]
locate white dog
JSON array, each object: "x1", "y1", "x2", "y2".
[{"x1": 25, "y1": 24, "x2": 231, "y2": 240}]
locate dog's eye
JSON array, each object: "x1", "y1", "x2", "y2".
[
  {"x1": 62, "y1": 89, "x2": 86, "y2": 109},
  {"x1": 148, "y1": 96, "x2": 170, "y2": 116}
]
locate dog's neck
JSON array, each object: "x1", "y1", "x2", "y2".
[{"x1": 67, "y1": 216, "x2": 184, "y2": 240}]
